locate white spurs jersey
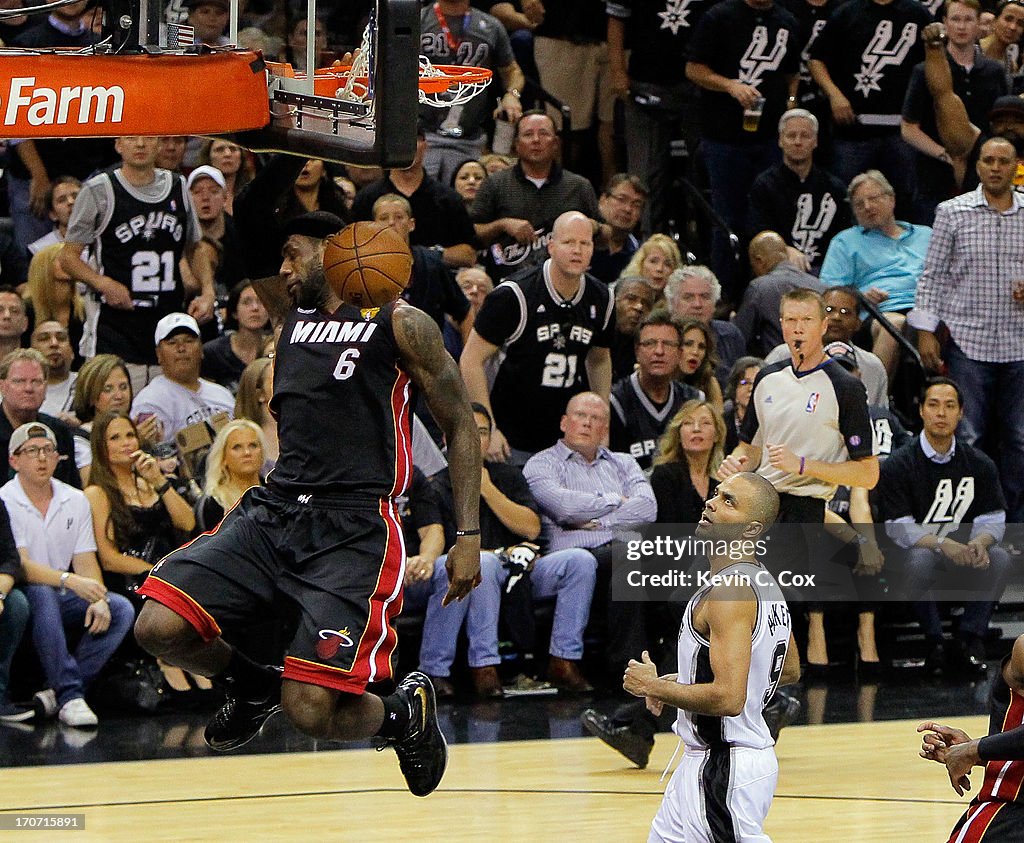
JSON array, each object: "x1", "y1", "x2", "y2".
[{"x1": 674, "y1": 562, "x2": 791, "y2": 750}]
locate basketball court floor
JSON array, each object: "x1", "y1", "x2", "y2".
[{"x1": 0, "y1": 668, "x2": 996, "y2": 841}]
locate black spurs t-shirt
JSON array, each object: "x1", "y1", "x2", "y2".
[
  {"x1": 473, "y1": 261, "x2": 614, "y2": 453},
  {"x1": 610, "y1": 374, "x2": 702, "y2": 471},
  {"x1": 809, "y1": 0, "x2": 933, "y2": 139},
  {"x1": 268, "y1": 300, "x2": 414, "y2": 500},
  {"x1": 688, "y1": 0, "x2": 800, "y2": 143},
  {"x1": 607, "y1": 0, "x2": 717, "y2": 86}
]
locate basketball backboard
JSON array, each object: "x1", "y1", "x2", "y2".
[{"x1": 0, "y1": 0, "x2": 421, "y2": 167}]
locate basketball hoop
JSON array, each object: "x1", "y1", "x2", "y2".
[{"x1": 295, "y1": 60, "x2": 492, "y2": 108}]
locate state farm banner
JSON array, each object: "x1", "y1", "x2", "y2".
[{"x1": 0, "y1": 50, "x2": 269, "y2": 137}]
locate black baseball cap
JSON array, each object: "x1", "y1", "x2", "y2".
[
  {"x1": 989, "y1": 95, "x2": 1024, "y2": 122},
  {"x1": 283, "y1": 211, "x2": 345, "y2": 241}
]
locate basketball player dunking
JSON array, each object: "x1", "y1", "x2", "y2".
[
  {"x1": 134, "y1": 212, "x2": 482, "y2": 797},
  {"x1": 919, "y1": 634, "x2": 1024, "y2": 841},
  {"x1": 623, "y1": 472, "x2": 801, "y2": 842}
]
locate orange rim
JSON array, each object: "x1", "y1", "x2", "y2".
[{"x1": 279, "y1": 63, "x2": 493, "y2": 97}]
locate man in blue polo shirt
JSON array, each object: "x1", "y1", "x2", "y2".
[{"x1": 820, "y1": 169, "x2": 931, "y2": 378}]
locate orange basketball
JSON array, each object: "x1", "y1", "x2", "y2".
[{"x1": 322, "y1": 221, "x2": 413, "y2": 308}]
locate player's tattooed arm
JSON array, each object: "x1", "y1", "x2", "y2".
[{"x1": 394, "y1": 304, "x2": 482, "y2": 604}]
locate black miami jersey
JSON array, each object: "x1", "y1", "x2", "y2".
[
  {"x1": 268, "y1": 301, "x2": 413, "y2": 500},
  {"x1": 610, "y1": 373, "x2": 701, "y2": 471},
  {"x1": 473, "y1": 260, "x2": 614, "y2": 453}
]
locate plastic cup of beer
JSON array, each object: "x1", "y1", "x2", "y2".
[{"x1": 743, "y1": 97, "x2": 766, "y2": 132}]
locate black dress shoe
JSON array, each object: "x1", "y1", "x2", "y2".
[
  {"x1": 802, "y1": 663, "x2": 830, "y2": 684},
  {"x1": 947, "y1": 639, "x2": 988, "y2": 679},
  {"x1": 580, "y1": 708, "x2": 654, "y2": 768},
  {"x1": 856, "y1": 659, "x2": 885, "y2": 683}
]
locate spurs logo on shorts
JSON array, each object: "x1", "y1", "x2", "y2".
[{"x1": 315, "y1": 627, "x2": 356, "y2": 660}]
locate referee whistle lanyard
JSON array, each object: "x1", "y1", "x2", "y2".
[{"x1": 433, "y1": 2, "x2": 471, "y2": 52}]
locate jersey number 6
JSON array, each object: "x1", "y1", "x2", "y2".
[{"x1": 333, "y1": 348, "x2": 361, "y2": 380}]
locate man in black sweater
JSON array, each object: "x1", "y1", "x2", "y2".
[{"x1": 879, "y1": 377, "x2": 1012, "y2": 678}]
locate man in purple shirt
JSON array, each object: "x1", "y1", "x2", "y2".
[{"x1": 524, "y1": 392, "x2": 657, "y2": 684}]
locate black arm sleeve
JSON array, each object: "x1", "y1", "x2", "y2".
[
  {"x1": 979, "y1": 727, "x2": 1024, "y2": 762},
  {"x1": 0, "y1": 500, "x2": 19, "y2": 579}
]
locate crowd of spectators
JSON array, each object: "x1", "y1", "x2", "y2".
[{"x1": 0, "y1": 0, "x2": 1021, "y2": 724}]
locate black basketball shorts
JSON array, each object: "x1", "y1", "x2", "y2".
[{"x1": 138, "y1": 486, "x2": 406, "y2": 694}]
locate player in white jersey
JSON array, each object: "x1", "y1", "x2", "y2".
[{"x1": 624, "y1": 472, "x2": 801, "y2": 843}]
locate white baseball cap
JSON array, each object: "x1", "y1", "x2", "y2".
[
  {"x1": 9, "y1": 422, "x2": 57, "y2": 456},
  {"x1": 154, "y1": 312, "x2": 201, "y2": 345},
  {"x1": 186, "y1": 165, "x2": 227, "y2": 191}
]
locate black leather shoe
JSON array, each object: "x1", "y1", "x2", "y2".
[
  {"x1": 384, "y1": 672, "x2": 448, "y2": 797},
  {"x1": 580, "y1": 708, "x2": 654, "y2": 768},
  {"x1": 947, "y1": 639, "x2": 988, "y2": 678},
  {"x1": 204, "y1": 690, "x2": 282, "y2": 751},
  {"x1": 763, "y1": 690, "x2": 801, "y2": 743}
]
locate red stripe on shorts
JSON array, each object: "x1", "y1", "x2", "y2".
[
  {"x1": 137, "y1": 576, "x2": 222, "y2": 641},
  {"x1": 948, "y1": 802, "x2": 1004, "y2": 843},
  {"x1": 282, "y1": 655, "x2": 375, "y2": 694}
]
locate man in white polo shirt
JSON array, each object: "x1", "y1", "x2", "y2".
[
  {"x1": 131, "y1": 312, "x2": 234, "y2": 446},
  {"x1": 1, "y1": 422, "x2": 133, "y2": 727}
]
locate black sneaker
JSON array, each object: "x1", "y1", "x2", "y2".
[
  {"x1": 380, "y1": 672, "x2": 448, "y2": 797},
  {"x1": 204, "y1": 669, "x2": 283, "y2": 752},
  {"x1": 580, "y1": 708, "x2": 654, "y2": 768}
]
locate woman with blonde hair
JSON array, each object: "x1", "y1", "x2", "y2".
[
  {"x1": 24, "y1": 243, "x2": 86, "y2": 366},
  {"x1": 195, "y1": 419, "x2": 266, "y2": 531},
  {"x1": 650, "y1": 399, "x2": 726, "y2": 523},
  {"x1": 234, "y1": 356, "x2": 277, "y2": 471},
  {"x1": 619, "y1": 234, "x2": 683, "y2": 305}
]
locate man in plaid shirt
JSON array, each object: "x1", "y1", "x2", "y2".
[{"x1": 909, "y1": 136, "x2": 1024, "y2": 523}]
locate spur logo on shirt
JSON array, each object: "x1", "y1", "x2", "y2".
[
  {"x1": 114, "y1": 211, "x2": 184, "y2": 244},
  {"x1": 924, "y1": 477, "x2": 975, "y2": 530},
  {"x1": 854, "y1": 20, "x2": 917, "y2": 97},
  {"x1": 536, "y1": 323, "x2": 594, "y2": 345},
  {"x1": 792, "y1": 192, "x2": 838, "y2": 265},
  {"x1": 805, "y1": 391, "x2": 820, "y2": 413},
  {"x1": 289, "y1": 320, "x2": 378, "y2": 345},
  {"x1": 658, "y1": 0, "x2": 699, "y2": 34},
  {"x1": 738, "y1": 26, "x2": 790, "y2": 88}
]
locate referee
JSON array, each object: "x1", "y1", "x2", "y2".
[{"x1": 719, "y1": 288, "x2": 879, "y2": 668}]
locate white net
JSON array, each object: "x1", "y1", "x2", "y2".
[{"x1": 330, "y1": 22, "x2": 490, "y2": 109}]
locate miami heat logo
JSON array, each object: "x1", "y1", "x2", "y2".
[{"x1": 315, "y1": 627, "x2": 355, "y2": 659}]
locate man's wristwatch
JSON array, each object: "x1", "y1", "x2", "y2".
[
  {"x1": 506, "y1": 88, "x2": 521, "y2": 99},
  {"x1": 59, "y1": 571, "x2": 71, "y2": 594}
]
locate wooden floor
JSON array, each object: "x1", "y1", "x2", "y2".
[{"x1": 0, "y1": 716, "x2": 986, "y2": 841}]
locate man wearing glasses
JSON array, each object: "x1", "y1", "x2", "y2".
[
  {"x1": 0, "y1": 422, "x2": 133, "y2": 727},
  {"x1": 590, "y1": 174, "x2": 648, "y2": 286},
  {"x1": 610, "y1": 311, "x2": 701, "y2": 473},
  {"x1": 0, "y1": 349, "x2": 80, "y2": 487}
]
